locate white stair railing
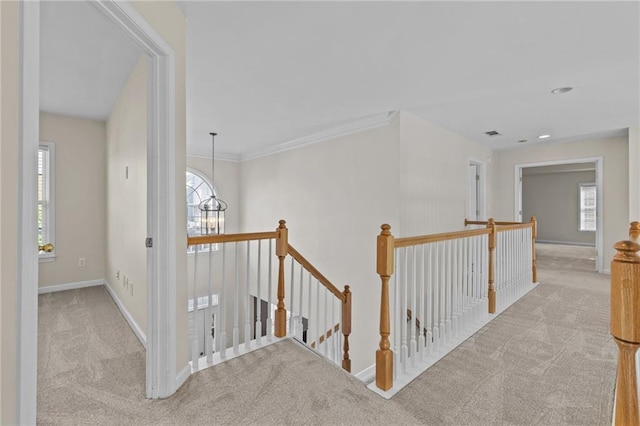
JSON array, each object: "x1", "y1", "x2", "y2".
[{"x1": 372, "y1": 217, "x2": 538, "y2": 397}]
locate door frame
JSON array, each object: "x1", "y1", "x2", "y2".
[
  {"x1": 468, "y1": 159, "x2": 487, "y2": 220},
  {"x1": 514, "y1": 156, "x2": 604, "y2": 273},
  {"x1": 18, "y1": 1, "x2": 178, "y2": 422}
]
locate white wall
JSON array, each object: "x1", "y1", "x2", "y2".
[
  {"x1": 399, "y1": 111, "x2": 492, "y2": 236},
  {"x1": 240, "y1": 118, "x2": 401, "y2": 373},
  {"x1": 522, "y1": 169, "x2": 596, "y2": 245},
  {"x1": 106, "y1": 56, "x2": 148, "y2": 334},
  {"x1": 39, "y1": 112, "x2": 107, "y2": 287},
  {"x1": 630, "y1": 127, "x2": 640, "y2": 221},
  {"x1": 492, "y1": 136, "x2": 629, "y2": 268},
  {"x1": 130, "y1": 0, "x2": 188, "y2": 372},
  {"x1": 1, "y1": 2, "x2": 20, "y2": 422},
  {"x1": 239, "y1": 111, "x2": 493, "y2": 373}
]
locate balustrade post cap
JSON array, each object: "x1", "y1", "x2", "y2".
[
  {"x1": 343, "y1": 284, "x2": 351, "y2": 292},
  {"x1": 487, "y1": 218, "x2": 496, "y2": 225},
  {"x1": 613, "y1": 240, "x2": 640, "y2": 263},
  {"x1": 530, "y1": 216, "x2": 537, "y2": 222},
  {"x1": 631, "y1": 221, "x2": 640, "y2": 229},
  {"x1": 278, "y1": 219, "x2": 287, "y2": 228},
  {"x1": 380, "y1": 224, "x2": 391, "y2": 235}
]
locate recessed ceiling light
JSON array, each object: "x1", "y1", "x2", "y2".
[
  {"x1": 551, "y1": 87, "x2": 573, "y2": 94},
  {"x1": 517, "y1": 139, "x2": 527, "y2": 143},
  {"x1": 538, "y1": 134, "x2": 551, "y2": 139}
]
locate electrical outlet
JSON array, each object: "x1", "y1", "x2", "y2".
[
  {"x1": 116, "y1": 270, "x2": 120, "y2": 280},
  {"x1": 78, "y1": 257, "x2": 86, "y2": 267}
]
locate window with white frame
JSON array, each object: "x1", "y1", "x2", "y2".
[
  {"x1": 186, "y1": 169, "x2": 221, "y2": 252},
  {"x1": 579, "y1": 183, "x2": 596, "y2": 232},
  {"x1": 38, "y1": 142, "x2": 56, "y2": 260}
]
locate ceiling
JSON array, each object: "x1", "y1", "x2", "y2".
[{"x1": 41, "y1": 1, "x2": 639, "y2": 158}]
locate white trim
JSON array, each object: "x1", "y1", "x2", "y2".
[
  {"x1": 38, "y1": 279, "x2": 104, "y2": 294},
  {"x1": 104, "y1": 281, "x2": 147, "y2": 348},
  {"x1": 188, "y1": 151, "x2": 241, "y2": 162},
  {"x1": 241, "y1": 110, "x2": 398, "y2": 162},
  {"x1": 175, "y1": 364, "x2": 191, "y2": 391},
  {"x1": 469, "y1": 158, "x2": 487, "y2": 220},
  {"x1": 515, "y1": 156, "x2": 604, "y2": 274},
  {"x1": 18, "y1": 2, "x2": 40, "y2": 424},
  {"x1": 354, "y1": 364, "x2": 376, "y2": 384},
  {"x1": 90, "y1": 0, "x2": 178, "y2": 399},
  {"x1": 536, "y1": 240, "x2": 596, "y2": 247}
]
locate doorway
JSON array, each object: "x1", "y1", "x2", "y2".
[
  {"x1": 515, "y1": 157, "x2": 603, "y2": 273},
  {"x1": 468, "y1": 160, "x2": 486, "y2": 221},
  {"x1": 19, "y1": 1, "x2": 178, "y2": 422}
]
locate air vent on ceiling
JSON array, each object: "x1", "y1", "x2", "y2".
[{"x1": 485, "y1": 130, "x2": 501, "y2": 136}]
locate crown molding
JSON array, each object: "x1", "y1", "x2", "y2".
[{"x1": 240, "y1": 110, "x2": 399, "y2": 162}]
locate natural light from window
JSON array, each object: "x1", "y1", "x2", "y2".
[{"x1": 579, "y1": 183, "x2": 596, "y2": 232}]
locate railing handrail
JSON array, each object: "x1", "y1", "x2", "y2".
[
  {"x1": 187, "y1": 231, "x2": 277, "y2": 246},
  {"x1": 495, "y1": 222, "x2": 534, "y2": 233},
  {"x1": 374, "y1": 216, "x2": 537, "y2": 392},
  {"x1": 465, "y1": 219, "x2": 522, "y2": 226},
  {"x1": 394, "y1": 228, "x2": 491, "y2": 248},
  {"x1": 287, "y1": 244, "x2": 346, "y2": 303}
]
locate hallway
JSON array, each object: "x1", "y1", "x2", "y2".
[{"x1": 37, "y1": 247, "x2": 616, "y2": 425}]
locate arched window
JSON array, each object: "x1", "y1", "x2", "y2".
[{"x1": 186, "y1": 169, "x2": 220, "y2": 237}]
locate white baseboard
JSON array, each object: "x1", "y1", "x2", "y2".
[
  {"x1": 176, "y1": 364, "x2": 191, "y2": 391},
  {"x1": 536, "y1": 239, "x2": 596, "y2": 247},
  {"x1": 354, "y1": 364, "x2": 376, "y2": 384},
  {"x1": 104, "y1": 280, "x2": 147, "y2": 349},
  {"x1": 38, "y1": 279, "x2": 104, "y2": 294}
]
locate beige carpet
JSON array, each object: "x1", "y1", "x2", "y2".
[{"x1": 38, "y1": 244, "x2": 616, "y2": 425}]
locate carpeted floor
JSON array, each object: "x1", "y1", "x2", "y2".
[{"x1": 38, "y1": 243, "x2": 616, "y2": 425}]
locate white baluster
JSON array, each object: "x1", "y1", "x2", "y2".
[
  {"x1": 393, "y1": 249, "x2": 399, "y2": 379},
  {"x1": 206, "y1": 242, "x2": 213, "y2": 363},
  {"x1": 425, "y1": 244, "x2": 433, "y2": 356},
  {"x1": 433, "y1": 242, "x2": 440, "y2": 352},
  {"x1": 219, "y1": 243, "x2": 227, "y2": 359},
  {"x1": 401, "y1": 247, "x2": 408, "y2": 373},
  {"x1": 410, "y1": 246, "x2": 417, "y2": 367},
  {"x1": 245, "y1": 242, "x2": 251, "y2": 351},
  {"x1": 419, "y1": 244, "x2": 426, "y2": 361},
  {"x1": 233, "y1": 242, "x2": 239, "y2": 355},
  {"x1": 256, "y1": 240, "x2": 262, "y2": 346},
  {"x1": 324, "y1": 286, "x2": 329, "y2": 358},
  {"x1": 307, "y1": 272, "x2": 312, "y2": 346},
  {"x1": 267, "y1": 239, "x2": 273, "y2": 342},
  {"x1": 191, "y1": 245, "x2": 200, "y2": 370},
  {"x1": 289, "y1": 257, "x2": 295, "y2": 336},
  {"x1": 445, "y1": 240, "x2": 452, "y2": 342},
  {"x1": 439, "y1": 242, "x2": 446, "y2": 343},
  {"x1": 298, "y1": 263, "x2": 304, "y2": 340}
]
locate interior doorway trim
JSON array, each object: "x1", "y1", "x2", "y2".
[
  {"x1": 19, "y1": 1, "x2": 177, "y2": 422},
  {"x1": 469, "y1": 159, "x2": 487, "y2": 220},
  {"x1": 514, "y1": 156, "x2": 604, "y2": 273}
]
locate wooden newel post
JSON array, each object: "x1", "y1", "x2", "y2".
[
  {"x1": 487, "y1": 218, "x2": 496, "y2": 314},
  {"x1": 376, "y1": 224, "x2": 394, "y2": 391},
  {"x1": 275, "y1": 220, "x2": 288, "y2": 338},
  {"x1": 630, "y1": 221, "x2": 640, "y2": 243},
  {"x1": 341, "y1": 285, "x2": 352, "y2": 372},
  {"x1": 530, "y1": 216, "x2": 537, "y2": 283},
  {"x1": 610, "y1": 240, "x2": 640, "y2": 425}
]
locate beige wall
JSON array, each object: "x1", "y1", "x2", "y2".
[
  {"x1": 1, "y1": 1, "x2": 20, "y2": 422},
  {"x1": 39, "y1": 112, "x2": 107, "y2": 287},
  {"x1": 240, "y1": 119, "x2": 401, "y2": 373},
  {"x1": 630, "y1": 127, "x2": 640, "y2": 221},
  {"x1": 106, "y1": 56, "x2": 148, "y2": 335},
  {"x1": 399, "y1": 111, "x2": 492, "y2": 236},
  {"x1": 187, "y1": 157, "x2": 240, "y2": 234},
  {"x1": 130, "y1": 0, "x2": 188, "y2": 371},
  {"x1": 522, "y1": 169, "x2": 596, "y2": 245},
  {"x1": 492, "y1": 136, "x2": 629, "y2": 269},
  {"x1": 239, "y1": 112, "x2": 493, "y2": 373}
]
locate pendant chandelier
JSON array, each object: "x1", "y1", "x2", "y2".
[{"x1": 198, "y1": 132, "x2": 227, "y2": 235}]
